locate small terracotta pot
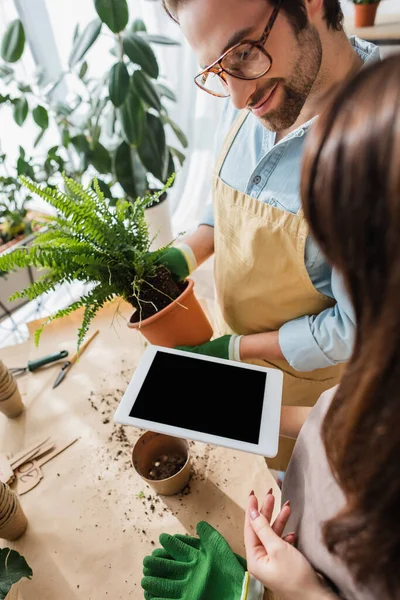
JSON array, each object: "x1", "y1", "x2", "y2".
[
  {"x1": 132, "y1": 431, "x2": 191, "y2": 496},
  {"x1": 0, "y1": 482, "x2": 27, "y2": 541},
  {"x1": 128, "y1": 278, "x2": 213, "y2": 347},
  {"x1": 0, "y1": 361, "x2": 24, "y2": 418},
  {"x1": 354, "y1": 2, "x2": 379, "y2": 27}
]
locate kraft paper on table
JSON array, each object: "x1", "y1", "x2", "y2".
[{"x1": 0, "y1": 293, "x2": 278, "y2": 600}]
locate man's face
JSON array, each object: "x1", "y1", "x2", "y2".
[{"x1": 178, "y1": 0, "x2": 323, "y2": 132}]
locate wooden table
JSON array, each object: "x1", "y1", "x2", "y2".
[
  {"x1": 345, "y1": 12, "x2": 400, "y2": 45},
  {"x1": 0, "y1": 291, "x2": 277, "y2": 599}
]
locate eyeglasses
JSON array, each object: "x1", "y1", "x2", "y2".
[{"x1": 194, "y1": 0, "x2": 281, "y2": 98}]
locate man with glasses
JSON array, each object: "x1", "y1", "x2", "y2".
[{"x1": 159, "y1": 0, "x2": 380, "y2": 476}]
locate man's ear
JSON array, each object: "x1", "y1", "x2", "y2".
[{"x1": 304, "y1": 0, "x2": 324, "y2": 21}]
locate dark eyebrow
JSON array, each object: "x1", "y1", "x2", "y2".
[{"x1": 200, "y1": 26, "x2": 254, "y2": 69}]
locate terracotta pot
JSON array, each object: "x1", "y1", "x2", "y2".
[
  {"x1": 132, "y1": 431, "x2": 191, "y2": 496},
  {"x1": 0, "y1": 482, "x2": 28, "y2": 541},
  {"x1": 354, "y1": 2, "x2": 379, "y2": 27},
  {"x1": 128, "y1": 278, "x2": 213, "y2": 347}
]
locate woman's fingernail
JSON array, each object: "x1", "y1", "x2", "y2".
[
  {"x1": 286, "y1": 531, "x2": 296, "y2": 537},
  {"x1": 250, "y1": 509, "x2": 260, "y2": 520},
  {"x1": 249, "y1": 490, "x2": 255, "y2": 496},
  {"x1": 283, "y1": 500, "x2": 291, "y2": 508},
  {"x1": 267, "y1": 488, "x2": 273, "y2": 495}
]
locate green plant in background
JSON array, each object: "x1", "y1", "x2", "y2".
[
  {"x1": 350, "y1": 0, "x2": 379, "y2": 4},
  {"x1": 0, "y1": 173, "x2": 184, "y2": 349},
  {"x1": 0, "y1": 548, "x2": 32, "y2": 600},
  {"x1": 0, "y1": 0, "x2": 187, "y2": 215}
]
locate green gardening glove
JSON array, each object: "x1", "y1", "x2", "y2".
[
  {"x1": 141, "y1": 521, "x2": 264, "y2": 600},
  {"x1": 151, "y1": 244, "x2": 197, "y2": 282},
  {"x1": 176, "y1": 334, "x2": 243, "y2": 361}
]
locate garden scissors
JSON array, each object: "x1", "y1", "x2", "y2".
[
  {"x1": 10, "y1": 350, "x2": 69, "y2": 376},
  {"x1": 52, "y1": 329, "x2": 99, "y2": 389}
]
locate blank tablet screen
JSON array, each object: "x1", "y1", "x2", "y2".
[{"x1": 129, "y1": 351, "x2": 267, "y2": 444}]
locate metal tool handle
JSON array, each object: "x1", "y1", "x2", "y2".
[{"x1": 27, "y1": 350, "x2": 69, "y2": 372}]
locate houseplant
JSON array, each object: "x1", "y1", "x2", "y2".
[
  {"x1": 351, "y1": 0, "x2": 381, "y2": 27},
  {"x1": 0, "y1": 548, "x2": 32, "y2": 600},
  {"x1": 0, "y1": 174, "x2": 213, "y2": 350}
]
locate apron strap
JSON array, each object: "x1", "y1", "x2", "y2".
[{"x1": 214, "y1": 109, "x2": 250, "y2": 177}]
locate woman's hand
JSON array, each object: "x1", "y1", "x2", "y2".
[{"x1": 245, "y1": 491, "x2": 335, "y2": 600}]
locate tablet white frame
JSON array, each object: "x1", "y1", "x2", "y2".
[{"x1": 114, "y1": 346, "x2": 283, "y2": 457}]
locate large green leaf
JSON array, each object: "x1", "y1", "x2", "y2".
[
  {"x1": 1, "y1": 20, "x2": 25, "y2": 63},
  {"x1": 109, "y1": 61, "x2": 129, "y2": 107},
  {"x1": 13, "y1": 97, "x2": 28, "y2": 126},
  {"x1": 156, "y1": 83, "x2": 176, "y2": 102},
  {"x1": 169, "y1": 145, "x2": 185, "y2": 166},
  {"x1": 119, "y1": 86, "x2": 145, "y2": 146},
  {"x1": 32, "y1": 105, "x2": 49, "y2": 129},
  {"x1": 162, "y1": 114, "x2": 188, "y2": 148},
  {"x1": 114, "y1": 142, "x2": 147, "y2": 199},
  {"x1": 132, "y1": 70, "x2": 161, "y2": 112},
  {"x1": 0, "y1": 548, "x2": 32, "y2": 600},
  {"x1": 68, "y1": 19, "x2": 102, "y2": 68},
  {"x1": 71, "y1": 134, "x2": 90, "y2": 155},
  {"x1": 122, "y1": 33, "x2": 159, "y2": 79},
  {"x1": 131, "y1": 19, "x2": 146, "y2": 33},
  {"x1": 95, "y1": 0, "x2": 129, "y2": 33},
  {"x1": 89, "y1": 142, "x2": 112, "y2": 174},
  {"x1": 138, "y1": 33, "x2": 180, "y2": 46},
  {"x1": 92, "y1": 178, "x2": 113, "y2": 199},
  {"x1": 138, "y1": 113, "x2": 168, "y2": 183}
]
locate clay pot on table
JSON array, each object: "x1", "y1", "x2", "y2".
[
  {"x1": 0, "y1": 360, "x2": 24, "y2": 418},
  {"x1": 0, "y1": 482, "x2": 27, "y2": 541},
  {"x1": 354, "y1": 1, "x2": 380, "y2": 27},
  {"x1": 132, "y1": 431, "x2": 191, "y2": 496},
  {"x1": 128, "y1": 278, "x2": 213, "y2": 348}
]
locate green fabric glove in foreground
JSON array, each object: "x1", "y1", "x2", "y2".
[
  {"x1": 176, "y1": 334, "x2": 243, "y2": 361},
  {"x1": 141, "y1": 521, "x2": 263, "y2": 600},
  {"x1": 154, "y1": 247, "x2": 190, "y2": 281}
]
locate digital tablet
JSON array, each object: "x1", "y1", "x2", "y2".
[{"x1": 114, "y1": 345, "x2": 283, "y2": 457}]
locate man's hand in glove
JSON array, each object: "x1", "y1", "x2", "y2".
[
  {"x1": 151, "y1": 243, "x2": 197, "y2": 282},
  {"x1": 176, "y1": 334, "x2": 243, "y2": 361}
]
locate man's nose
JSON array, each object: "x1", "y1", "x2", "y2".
[{"x1": 225, "y1": 74, "x2": 256, "y2": 110}]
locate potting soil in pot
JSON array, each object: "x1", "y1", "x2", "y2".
[{"x1": 148, "y1": 454, "x2": 186, "y2": 480}]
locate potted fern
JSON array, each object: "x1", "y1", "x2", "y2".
[{"x1": 0, "y1": 174, "x2": 213, "y2": 350}]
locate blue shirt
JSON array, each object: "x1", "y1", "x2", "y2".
[{"x1": 200, "y1": 37, "x2": 380, "y2": 371}]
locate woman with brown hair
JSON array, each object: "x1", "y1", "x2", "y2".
[{"x1": 245, "y1": 53, "x2": 400, "y2": 600}]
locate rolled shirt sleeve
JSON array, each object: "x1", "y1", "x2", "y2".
[{"x1": 279, "y1": 270, "x2": 356, "y2": 372}]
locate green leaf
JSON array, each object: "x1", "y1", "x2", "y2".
[
  {"x1": 0, "y1": 548, "x2": 33, "y2": 600},
  {"x1": 34, "y1": 129, "x2": 46, "y2": 147},
  {"x1": 79, "y1": 60, "x2": 88, "y2": 79},
  {"x1": 94, "y1": 0, "x2": 129, "y2": 33},
  {"x1": 1, "y1": 20, "x2": 25, "y2": 63},
  {"x1": 169, "y1": 145, "x2": 185, "y2": 166},
  {"x1": 89, "y1": 142, "x2": 112, "y2": 174},
  {"x1": 156, "y1": 83, "x2": 176, "y2": 102},
  {"x1": 106, "y1": 106, "x2": 116, "y2": 137},
  {"x1": 13, "y1": 97, "x2": 28, "y2": 126},
  {"x1": 68, "y1": 19, "x2": 102, "y2": 68},
  {"x1": 109, "y1": 61, "x2": 129, "y2": 107},
  {"x1": 0, "y1": 64, "x2": 13, "y2": 78},
  {"x1": 114, "y1": 142, "x2": 147, "y2": 198},
  {"x1": 71, "y1": 134, "x2": 90, "y2": 155},
  {"x1": 119, "y1": 86, "x2": 145, "y2": 146},
  {"x1": 131, "y1": 19, "x2": 146, "y2": 33},
  {"x1": 162, "y1": 114, "x2": 188, "y2": 148},
  {"x1": 138, "y1": 33, "x2": 180, "y2": 46},
  {"x1": 92, "y1": 178, "x2": 113, "y2": 199},
  {"x1": 138, "y1": 113, "x2": 168, "y2": 183},
  {"x1": 132, "y1": 70, "x2": 161, "y2": 112},
  {"x1": 62, "y1": 127, "x2": 70, "y2": 148},
  {"x1": 122, "y1": 33, "x2": 159, "y2": 79},
  {"x1": 32, "y1": 105, "x2": 49, "y2": 129}
]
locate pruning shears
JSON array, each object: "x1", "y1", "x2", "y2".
[{"x1": 9, "y1": 350, "x2": 69, "y2": 376}]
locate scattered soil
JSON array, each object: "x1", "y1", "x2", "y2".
[
  {"x1": 128, "y1": 266, "x2": 186, "y2": 321},
  {"x1": 148, "y1": 454, "x2": 186, "y2": 481}
]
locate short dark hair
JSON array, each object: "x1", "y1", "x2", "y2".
[{"x1": 162, "y1": 0, "x2": 343, "y2": 31}]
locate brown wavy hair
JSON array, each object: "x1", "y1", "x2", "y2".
[
  {"x1": 301, "y1": 55, "x2": 400, "y2": 596},
  {"x1": 162, "y1": 0, "x2": 343, "y2": 31}
]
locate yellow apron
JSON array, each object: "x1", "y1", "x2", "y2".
[{"x1": 212, "y1": 110, "x2": 344, "y2": 471}]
